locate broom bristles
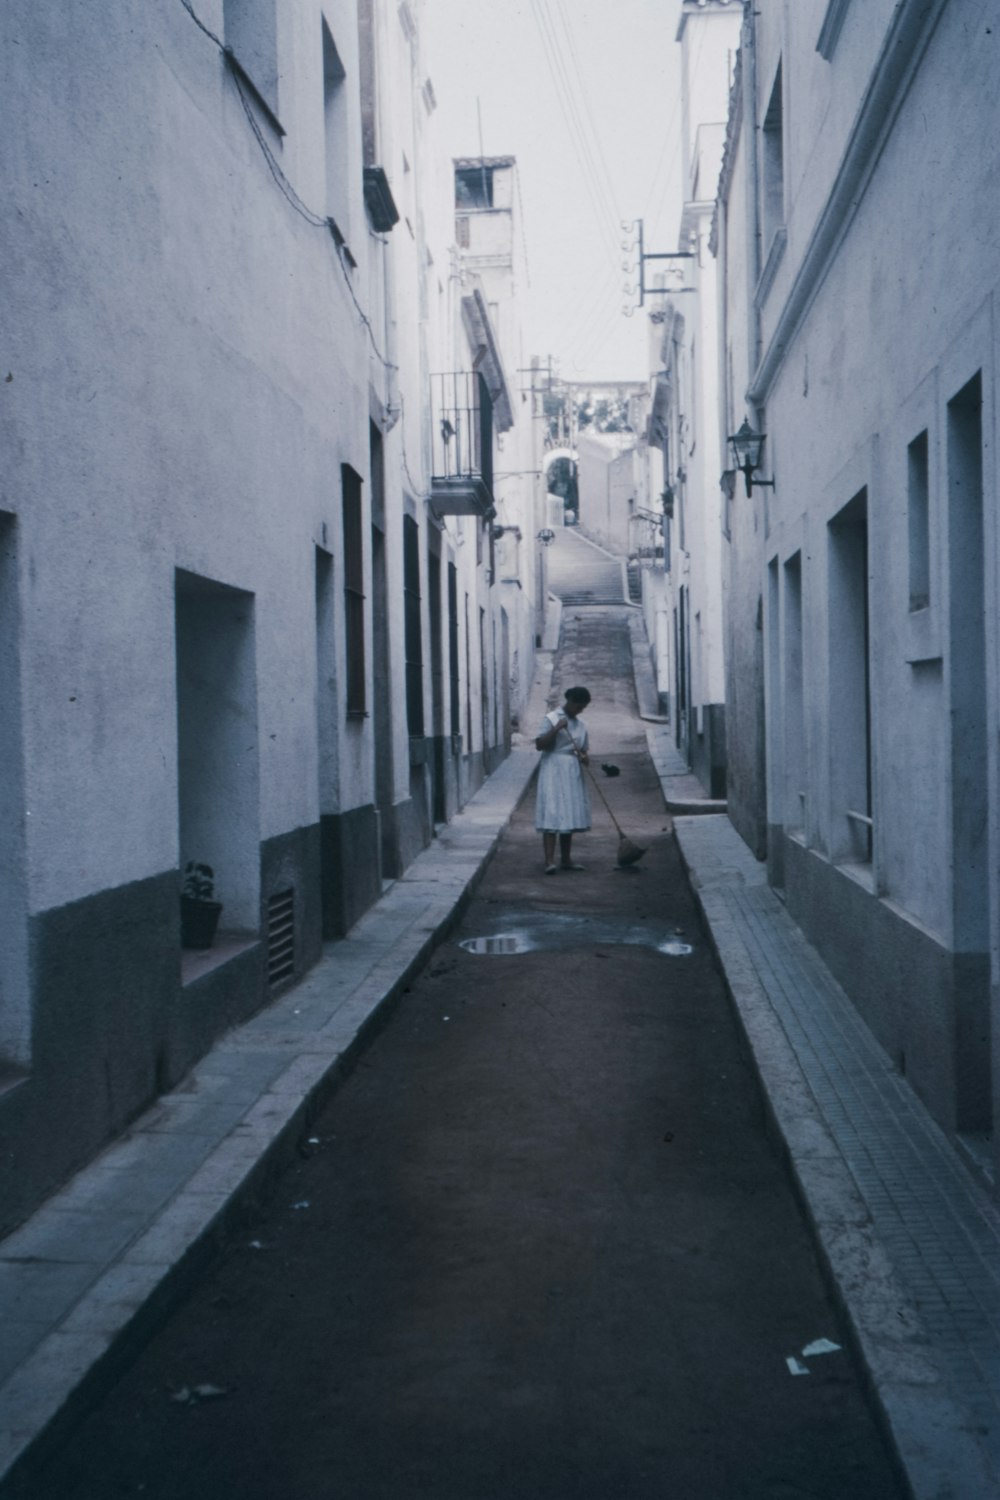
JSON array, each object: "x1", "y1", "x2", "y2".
[{"x1": 616, "y1": 836, "x2": 647, "y2": 867}]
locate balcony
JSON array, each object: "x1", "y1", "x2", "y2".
[{"x1": 429, "y1": 371, "x2": 496, "y2": 520}]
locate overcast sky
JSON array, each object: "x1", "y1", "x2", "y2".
[{"x1": 421, "y1": 0, "x2": 685, "y2": 383}]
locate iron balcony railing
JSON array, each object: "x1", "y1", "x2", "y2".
[{"x1": 429, "y1": 371, "x2": 494, "y2": 517}]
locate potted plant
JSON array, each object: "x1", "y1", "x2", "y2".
[{"x1": 180, "y1": 862, "x2": 223, "y2": 951}]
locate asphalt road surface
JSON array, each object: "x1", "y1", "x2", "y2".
[{"x1": 27, "y1": 610, "x2": 906, "y2": 1500}]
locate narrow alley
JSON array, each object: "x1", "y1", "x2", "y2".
[
  {"x1": 17, "y1": 605, "x2": 905, "y2": 1500},
  {"x1": 5, "y1": 5, "x2": 1000, "y2": 1498}
]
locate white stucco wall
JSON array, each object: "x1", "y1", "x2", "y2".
[
  {"x1": 0, "y1": 0, "x2": 393, "y2": 917},
  {"x1": 640, "y1": 0, "x2": 742, "y2": 760},
  {"x1": 751, "y1": 0, "x2": 999, "y2": 948},
  {"x1": 577, "y1": 432, "x2": 638, "y2": 553}
]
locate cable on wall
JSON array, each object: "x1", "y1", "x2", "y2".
[{"x1": 177, "y1": 0, "x2": 397, "y2": 373}]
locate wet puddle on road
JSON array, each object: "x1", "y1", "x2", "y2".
[
  {"x1": 461, "y1": 934, "x2": 537, "y2": 955},
  {"x1": 459, "y1": 915, "x2": 693, "y2": 958}
]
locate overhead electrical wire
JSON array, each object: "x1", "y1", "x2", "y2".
[
  {"x1": 550, "y1": 0, "x2": 624, "y2": 228},
  {"x1": 542, "y1": 3, "x2": 620, "y2": 239},
  {"x1": 528, "y1": 0, "x2": 622, "y2": 268},
  {"x1": 177, "y1": 0, "x2": 396, "y2": 373},
  {"x1": 537, "y1": 15, "x2": 621, "y2": 265},
  {"x1": 528, "y1": 0, "x2": 671, "y2": 371},
  {"x1": 642, "y1": 87, "x2": 684, "y2": 239},
  {"x1": 567, "y1": 297, "x2": 632, "y2": 376},
  {"x1": 558, "y1": 263, "x2": 623, "y2": 364}
]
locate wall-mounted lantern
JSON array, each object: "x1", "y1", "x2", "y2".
[
  {"x1": 491, "y1": 524, "x2": 522, "y2": 543},
  {"x1": 727, "y1": 419, "x2": 775, "y2": 497}
]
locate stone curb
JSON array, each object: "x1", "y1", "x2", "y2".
[
  {"x1": 665, "y1": 796, "x2": 728, "y2": 816},
  {"x1": 674, "y1": 822, "x2": 997, "y2": 1500},
  {"x1": 626, "y1": 610, "x2": 668, "y2": 724}
]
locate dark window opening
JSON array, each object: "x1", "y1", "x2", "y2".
[
  {"x1": 448, "y1": 563, "x2": 460, "y2": 738},
  {"x1": 907, "y1": 429, "x2": 930, "y2": 612},
  {"x1": 429, "y1": 550, "x2": 443, "y2": 736},
  {"x1": 762, "y1": 63, "x2": 784, "y2": 250},
  {"x1": 476, "y1": 373, "x2": 494, "y2": 493},
  {"x1": 455, "y1": 166, "x2": 493, "y2": 208},
  {"x1": 404, "y1": 515, "x2": 424, "y2": 737},
  {"x1": 342, "y1": 465, "x2": 366, "y2": 716}
]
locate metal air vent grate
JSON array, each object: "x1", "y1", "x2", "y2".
[{"x1": 267, "y1": 888, "x2": 295, "y2": 988}]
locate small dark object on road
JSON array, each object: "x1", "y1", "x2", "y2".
[{"x1": 600, "y1": 763, "x2": 620, "y2": 777}]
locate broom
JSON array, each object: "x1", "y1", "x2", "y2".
[{"x1": 582, "y1": 760, "x2": 647, "y2": 866}]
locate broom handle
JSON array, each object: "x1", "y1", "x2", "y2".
[{"x1": 582, "y1": 759, "x2": 625, "y2": 840}]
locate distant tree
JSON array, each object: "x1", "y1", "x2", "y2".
[
  {"x1": 542, "y1": 389, "x2": 569, "y2": 446},
  {"x1": 573, "y1": 390, "x2": 632, "y2": 434}
]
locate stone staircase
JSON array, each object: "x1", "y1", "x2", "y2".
[{"x1": 547, "y1": 527, "x2": 626, "y2": 606}]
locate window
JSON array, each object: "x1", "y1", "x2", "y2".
[
  {"x1": 342, "y1": 465, "x2": 366, "y2": 716},
  {"x1": 475, "y1": 373, "x2": 494, "y2": 493},
  {"x1": 479, "y1": 606, "x2": 489, "y2": 748},
  {"x1": 428, "y1": 548, "x2": 443, "y2": 737},
  {"x1": 403, "y1": 515, "x2": 424, "y2": 737},
  {"x1": 428, "y1": 546, "x2": 445, "y2": 822},
  {"x1": 223, "y1": 0, "x2": 279, "y2": 120},
  {"x1": 323, "y1": 18, "x2": 349, "y2": 240},
  {"x1": 315, "y1": 547, "x2": 338, "y2": 810},
  {"x1": 465, "y1": 593, "x2": 473, "y2": 749},
  {"x1": 448, "y1": 563, "x2": 460, "y2": 738},
  {"x1": 455, "y1": 166, "x2": 493, "y2": 209},
  {"x1": 907, "y1": 429, "x2": 930, "y2": 612},
  {"x1": 762, "y1": 65, "x2": 784, "y2": 252}
]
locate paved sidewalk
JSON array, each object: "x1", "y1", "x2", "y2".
[
  {"x1": 644, "y1": 719, "x2": 727, "y2": 815},
  {"x1": 0, "y1": 662, "x2": 554, "y2": 1493},
  {"x1": 668, "y1": 809, "x2": 1000, "y2": 1500}
]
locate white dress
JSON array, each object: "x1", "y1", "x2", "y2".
[{"x1": 535, "y1": 709, "x2": 591, "y2": 832}]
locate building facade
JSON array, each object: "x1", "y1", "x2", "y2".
[
  {"x1": 0, "y1": 0, "x2": 539, "y2": 1233},
  {"x1": 716, "y1": 0, "x2": 1000, "y2": 1168},
  {"x1": 639, "y1": 0, "x2": 741, "y2": 797},
  {"x1": 437, "y1": 155, "x2": 544, "y2": 756}
]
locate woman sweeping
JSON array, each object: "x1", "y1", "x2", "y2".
[{"x1": 535, "y1": 686, "x2": 592, "y2": 873}]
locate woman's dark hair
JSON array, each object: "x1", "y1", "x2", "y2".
[{"x1": 565, "y1": 686, "x2": 591, "y2": 706}]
